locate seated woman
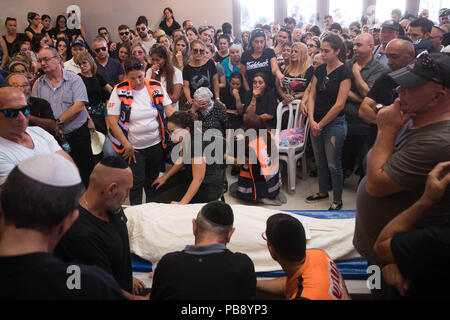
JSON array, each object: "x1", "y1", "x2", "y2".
[
  {"x1": 220, "y1": 72, "x2": 245, "y2": 130},
  {"x1": 229, "y1": 112, "x2": 284, "y2": 206},
  {"x1": 151, "y1": 111, "x2": 224, "y2": 204},
  {"x1": 277, "y1": 42, "x2": 315, "y2": 105},
  {"x1": 244, "y1": 72, "x2": 278, "y2": 130}
]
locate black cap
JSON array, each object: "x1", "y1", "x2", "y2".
[
  {"x1": 439, "y1": 8, "x2": 450, "y2": 17},
  {"x1": 71, "y1": 39, "x2": 86, "y2": 47},
  {"x1": 389, "y1": 52, "x2": 450, "y2": 88},
  {"x1": 381, "y1": 20, "x2": 401, "y2": 31},
  {"x1": 200, "y1": 201, "x2": 234, "y2": 226}
]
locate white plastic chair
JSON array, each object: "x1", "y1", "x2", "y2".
[{"x1": 275, "y1": 100, "x2": 310, "y2": 194}]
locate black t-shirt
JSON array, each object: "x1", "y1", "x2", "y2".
[
  {"x1": 283, "y1": 66, "x2": 315, "y2": 94},
  {"x1": 366, "y1": 72, "x2": 399, "y2": 146},
  {"x1": 314, "y1": 63, "x2": 351, "y2": 122},
  {"x1": 0, "y1": 252, "x2": 125, "y2": 300},
  {"x1": 391, "y1": 220, "x2": 450, "y2": 299},
  {"x1": 3, "y1": 34, "x2": 28, "y2": 57},
  {"x1": 214, "y1": 52, "x2": 229, "y2": 64},
  {"x1": 244, "y1": 88, "x2": 278, "y2": 129},
  {"x1": 54, "y1": 206, "x2": 133, "y2": 293},
  {"x1": 79, "y1": 73, "x2": 108, "y2": 106},
  {"x1": 29, "y1": 96, "x2": 55, "y2": 120},
  {"x1": 95, "y1": 58, "x2": 124, "y2": 87},
  {"x1": 220, "y1": 87, "x2": 246, "y2": 111},
  {"x1": 159, "y1": 19, "x2": 181, "y2": 37},
  {"x1": 183, "y1": 59, "x2": 218, "y2": 99},
  {"x1": 150, "y1": 247, "x2": 256, "y2": 300},
  {"x1": 241, "y1": 48, "x2": 276, "y2": 89},
  {"x1": 185, "y1": 137, "x2": 224, "y2": 187}
]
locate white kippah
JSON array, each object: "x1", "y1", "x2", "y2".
[{"x1": 17, "y1": 154, "x2": 82, "y2": 187}]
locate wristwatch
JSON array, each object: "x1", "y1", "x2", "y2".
[
  {"x1": 375, "y1": 104, "x2": 385, "y2": 113},
  {"x1": 56, "y1": 118, "x2": 64, "y2": 126}
]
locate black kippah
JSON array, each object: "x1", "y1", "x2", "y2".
[{"x1": 201, "y1": 201, "x2": 234, "y2": 226}]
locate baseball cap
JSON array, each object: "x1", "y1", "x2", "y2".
[
  {"x1": 381, "y1": 20, "x2": 401, "y2": 31},
  {"x1": 71, "y1": 39, "x2": 86, "y2": 47},
  {"x1": 439, "y1": 8, "x2": 450, "y2": 17},
  {"x1": 372, "y1": 23, "x2": 382, "y2": 31},
  {"x1": 389, "y1": 52, "x2": 450, "y2": 88}
]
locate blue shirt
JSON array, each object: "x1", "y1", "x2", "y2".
[
  {"x1": 32, "y1": 69, "x2": 89, "y2": 134},
  {"x1": 221, "y1": 56, "x2": 241, "y2": 83}
]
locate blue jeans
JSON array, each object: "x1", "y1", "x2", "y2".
[{"x1": 310, "y1": 116, "x2": 347, "y2": 202}]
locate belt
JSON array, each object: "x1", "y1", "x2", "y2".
[{"x1": 65, "y1": 121, "x2": 88, "y2": 139}]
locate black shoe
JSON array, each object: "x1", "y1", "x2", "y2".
[
  {"x1": 231, "y1": 165, "x2": 240, "y2": 176},
  {"x1": 305, "y1": 193, "x2": 329, "y2": 203},
  {"x1": 329, "y1": 201, "x2": 343, "y2": 211},
  {"x1": 223, "y1": 180, "x2": 229, "y2": 194}
]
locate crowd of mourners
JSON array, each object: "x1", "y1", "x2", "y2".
[{"x1": 0, "y1": 5, "x2": 450, "y2": 301}]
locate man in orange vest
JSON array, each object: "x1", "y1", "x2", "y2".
[{"x1": 257, "y1": 214, "x2": 350, "y2": 300}]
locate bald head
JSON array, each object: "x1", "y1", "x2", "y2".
[
  {"x1": 0, "y1": 87, "x2": 27, "y2": 109},
  {"x1": 89, "y1": 163, "x2": 132, "y2": 190},
  {"x1": 386, "y1": 39, "x2": 415, "y2": 71},
  {"x1": 354, "y1": 33, "x2": 375, "y2": 61}
]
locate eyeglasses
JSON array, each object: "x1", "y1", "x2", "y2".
[
  {"x1": 193, "y1": 49, "x2": 205, "y2": 54},
  {"x1": 132, "y1": 50, "x2": 144, "y2": 56},
  {"x1": 100, "y1": 32, "x2": 108, "y2": 36},
  {"x1": 261, "y1": 231, "x2": 267, "y2": 241},
  {"x1": 94, "y1": 47, "x2": 107, "y2": 53},
  {"x1": 37, "y1": 55, "x2": 58, "y2": 63},
  {"x1": 319, "y1": 76, "x2": 330, "y2": 91},
  {"x1": 1, "y1": 106, "x2": 30, "y2": 118},
  {"x1": 119, "y1": 31, "x2": 130, "y2": 36}
]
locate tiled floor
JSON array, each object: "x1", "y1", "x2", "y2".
[{"x1": 223, "y1": 165, "x2": 360, "y2": 211}]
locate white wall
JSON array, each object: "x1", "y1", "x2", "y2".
[{"x1": 0, "y1": 0, "x2": 234, "y2": 44}]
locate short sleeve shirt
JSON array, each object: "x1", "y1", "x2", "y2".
[
  {"x1": 183, "y1": 59, "x2": 218, "y2": 99},
  {"x1": 0, "y1": 127, "x2": 61, "y2": 185},
  {"x1": 95, "y1": 58, "x2": 124, "y2": 87},
  {"x1": 314, "y1": 63, "x2": 351, "y2": 122},
  {"x1": 146, "y1": 67, "x2": 183, "y2": 110},
  {"x1": 241, "y1": 48, "x2": 276, "y2": 89},
  {"x1": 107, "y1": 85, "x2": 172, "y2": 149},
  {"x1": 354, "y1": 120, "x2": 450, "y2": 266},
  {"x1": 31, "y1": 70, "x2": 89, "y2": 134}
]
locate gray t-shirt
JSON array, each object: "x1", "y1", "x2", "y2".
[{"x1": 354, "y1": 120, "x2": 450, "y2": 266}]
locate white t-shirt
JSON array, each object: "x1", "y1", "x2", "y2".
[
  {"x1": 107, "y1": 85, "x2": 172, "y2": 150},
  {"x1": 145, "y1": 67, "x2": 183, "y2": 110},
  {"x1": 64, "y1": 58, "x2": 81, "y2": 74},
  {"x1": 0, "y1": 127, "x2": 62, "y2": 185}
]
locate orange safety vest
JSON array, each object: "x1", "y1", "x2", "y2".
[
  {"x1": 285, "y1": 249, "x2": 350, "y2": 300},
  {"x1": 237, "y1": 134, "x2": 280, "y2": 201},
  {"x1": 108, "y1": 78, "x2": 168, "y2": 154}
]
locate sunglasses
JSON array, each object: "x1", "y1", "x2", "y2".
[
  {"x1": 132, "y1": 50, "x2": 144, "y2": 55},
  {"x1": 319, "y1": 76, "x2": 330, "y2": 91},
  {"x1": 1, "y1": 106, "x2": 30, "y2": 118},
  {"x1": 119, "y1": 31, "x2": 130, "y2": 36},
  {"x1": 193, "y1": 49, "x2": 205, "y2": 54},
  {"x1": 137, "y1": 27, "x2": 147, "y2": 32},
  {"x1": 415, "y1": 51, "x2": 445, "y2": 86},
  {"x1": 100, "y1": 32, "x2": 108, "y2": 36},
  {"x1": 94, "y1": 47, "x2": 107, "y2": 53}
]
